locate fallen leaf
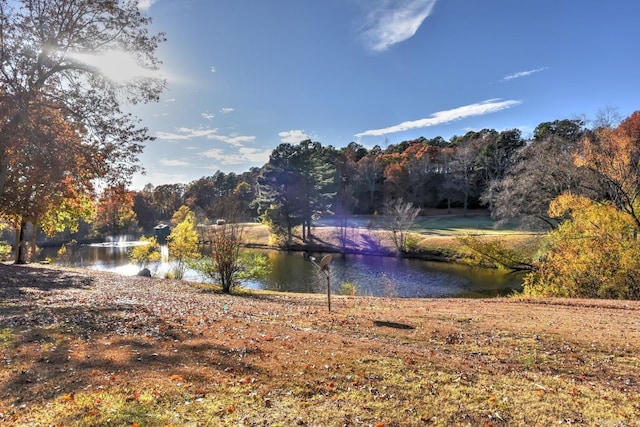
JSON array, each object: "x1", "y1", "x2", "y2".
[{"x1": 126, "y1": 391, "x2": 140, "y2": 402}]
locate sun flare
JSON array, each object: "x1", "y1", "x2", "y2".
[{"x1": 68, "y1": 50, "x2": 160, "y2": 84}]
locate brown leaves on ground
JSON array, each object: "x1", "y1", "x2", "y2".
[{"x1": 1, "y1": 263, "x2": 640, "y2": 426}]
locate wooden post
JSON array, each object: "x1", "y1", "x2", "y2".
[{"x1": 319, "y1": 255, "x2": 332, "y2": 312}]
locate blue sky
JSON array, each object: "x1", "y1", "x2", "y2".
[{"x1": 124, "y1": 0, "x2": 640, "y2": 188}]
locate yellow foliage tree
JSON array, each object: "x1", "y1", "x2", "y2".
[
  {"x1": 523, "y1": 194, "x2": 640, "y2": 299},
  {"x1": 167, "y1": 208, "x2": 199, "y2": 279}
]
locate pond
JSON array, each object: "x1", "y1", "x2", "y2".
[{"x1": 40, "y1": 241, "x2": 524, "y2": 298}]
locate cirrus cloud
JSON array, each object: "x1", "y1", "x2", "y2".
[
  {"x1": 355, "y1": 98, "x2": 522, "y2": 138},
  {"x1": 362, "y1": 0, "x2": 438, "y2": 52},
  {"x1": 502, "y1": 67, "x2": 549, "y2": 81}
]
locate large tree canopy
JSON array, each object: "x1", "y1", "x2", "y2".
[
  {"x1": 0, "y1": 0, "x2": 165, "y2": 262},
  {"x1": 0, "y1": 0, "x2": 165, "y2": 188}
]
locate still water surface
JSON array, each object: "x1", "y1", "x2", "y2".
[{"x1": 41, "y1": 241, "x2": 523, "y2": 298}]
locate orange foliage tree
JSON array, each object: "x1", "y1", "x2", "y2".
[
  {"x1": 0, "y1": 102, "x2": 95, "y2": 262},
  {"x1": 94, "y1": 186, "x2": 138, "y2": 236},
  {"x1": 574, "y1": 111, "x2": 640, "y2": 227}
]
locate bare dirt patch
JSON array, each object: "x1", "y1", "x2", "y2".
[{"x1": 1, "y1": 263, "x2": 639, "y2": 426}]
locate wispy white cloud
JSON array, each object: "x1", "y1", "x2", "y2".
[
  {"x1": 155, "y1": 127, "x2": 255, "y2": 145},
  {"x1": 278, "y1": 129, "x2": 311, "y2": 144},
  {"x1": 210, "y1": 66, "x2": 217, "y2": 73},
  {"x1": 355, "y1": 98, "x2": 522, "y2": 138},
  {"x1": 212, "y1": 133, "x2": 255, "y2": 147},
  {"x1": 159, "y1": 158, "x2": 192, "y2": 167},
  {"x1": 362, "y1": 0, "x2": 438, "y2": 52},
  {"x1": 155, "y1": 126, "x2": 268, "y2": 168},
  {"x1": 137, "y1": 0, "x2": 156, "y2": 10},
  {"x1": 200, "y1": 147, "x2": 271, "y2": 166},
  {"x1": 220, "y1": 107, "x2": 234, "y2": 114},
  {"x1": 155, "y1": 131, "x2": 191, "y2": 141},
  {"x1": 502, "y1": 67, "x2": 548, "y2": 81},
  {"x1": 201, "y1": 112, "x2": 215, "y2": 120}
]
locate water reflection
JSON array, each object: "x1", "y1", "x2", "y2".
[
  {"x1": 40, "y1": 243, "x2": 523, "y2": 298},
  {"x1": 251, "y1": 250, "x2": 523, "y2": 298}
]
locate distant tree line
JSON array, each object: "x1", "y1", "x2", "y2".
[{"x1": 124, "y1": 115, "x2": 607, "y2": 236}]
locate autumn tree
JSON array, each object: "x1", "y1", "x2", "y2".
[
  {"x1": 574, "y1": 111, "x2": 640, "y2": 227},
  {"x1": 0, "y1": 103, "x2": 95, "y2": 262},
  {"x1": 523, "y1": 194, "x2": 640, "y2": 299},
  {"x1": 517, "y1": 112, "x2": 640, "y2": 299},
  {"x1": 94, "y1": 185, "x2": 138, "y2": 236},
  {"x1": 170, "y1": 205, "x2": 193, "y2": 227},
  {"x1": 0, "y1": 0, "x2": 165, "y2": 260},
  {"x1": 167, "y1": 207, "x2": 199, "y2": 280}
]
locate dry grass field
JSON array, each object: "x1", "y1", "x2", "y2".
[{"x1": 1, "y1": 263, "x2": 639, "y2": 426}]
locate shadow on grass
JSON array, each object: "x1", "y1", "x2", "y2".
[
  {"x1": 0, "y1": 263, "x2": 93, "y2": 296},
  {"x1": 1, "y1": 304, "x2": 265, "y2": 408},
  {"x1": 373, "y1": 320, "x2": 415, "y2": 330},
  {"x1": 0, "y1": 265, "x2": 266, "y2": 409}
]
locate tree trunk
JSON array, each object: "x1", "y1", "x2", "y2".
[
  {"x1": 30, "y1": 222, "x2": 38, "y2": 262},
  {"x1": 15, "y1": 221, "x2": 28, "y2": 264},
  {"x1": 0, "y1": 166, "x2": 7, "y2": 199}
]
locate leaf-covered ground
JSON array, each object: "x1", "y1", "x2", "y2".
[{"x1": 1, "y1": 263, "x2": 640, "y2": 426}]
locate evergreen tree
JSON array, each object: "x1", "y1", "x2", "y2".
[{"x1": 255, "y1": 140, "x2": 335, "y2": 245}]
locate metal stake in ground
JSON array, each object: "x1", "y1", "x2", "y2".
[{"x1": 310, "y1": 255, "x2": 333, "y2": 312}]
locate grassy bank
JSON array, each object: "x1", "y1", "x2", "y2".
[
  {"x1": 1, "y1": 263, "x2": 639, "y2": 426},
  {"x1": 242, "y1": 211, "x2": 537, "y2": 264}
]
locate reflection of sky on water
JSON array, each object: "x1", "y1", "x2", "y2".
[{"x1": 40, "y1": 244, "x2": 523, "y2": 298}]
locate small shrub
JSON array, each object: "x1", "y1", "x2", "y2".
[
  {"x1": 191, "y1": 251, "x2": 270, "y2": 293},
  {"x1": 339, "y1": 282, "x2": 357, "y2": 296},
  {"x1": 403, "y1": 233, "x2": 420, "y2": 253}
]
